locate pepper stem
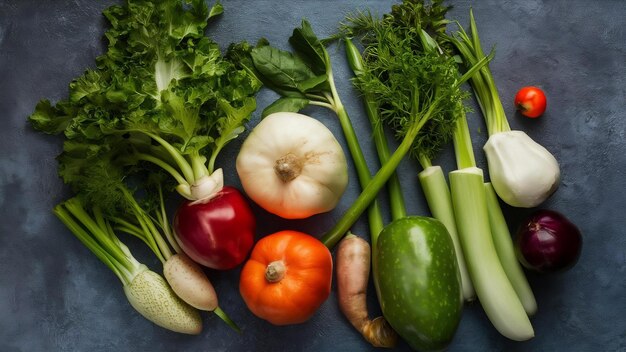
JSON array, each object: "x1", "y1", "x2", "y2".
[{"x1": 265, "y1": 260, "x2": 286, "y2": 283}]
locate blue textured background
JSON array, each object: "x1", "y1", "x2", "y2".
[{"x1": 1, "y1": 1, "x2": 625, "y2": 351}]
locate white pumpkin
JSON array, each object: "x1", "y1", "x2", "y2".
[{"x1": 236, "y1": 112, "x2": 349, "y2": 219}]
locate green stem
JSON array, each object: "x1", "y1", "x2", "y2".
[
  {"x1": 54, "y1": 204, "x2": 129, "y2": 285},
  {"x1": 134, "y1": 152, "x2": 188, "y2": 187},
  {"x1": 144, "y1": 132, "x2": 195, "y2": 183},
  {"x1": 367, "y1": 97, "x2": 407, "y2": 221},
  {"x1": 321, "y1": 104, "x2": 434, "y2": 249},
  {"x1": 64, "y1": 200, "x2": 135, "y2": 273},
  {"x1": 143, "y1": 213, "x2": 173, "y2": 261},
  {"x1": 451, "y1": 11, "x2": 510, "y2": 136},
  {"x1": 207, "y1": 148, "x2": 221, "y2": 176},
  {"x1": 308, "y1": 100, "x2": 335, "y2": 111},
  {"x1": 417, "y1": 153, "x2": 433, "y2": 169},
  {"x1": 189, "y1": 151, "x2": 209, "y2": 180},
  {"x1": 157, "y1": 185, "x2": 183, "y2": 254},
  {"x1": 325, "y1": 52, "x2": 386, "y2": 246},
  {"x1": 133, "y1": 211, "x2": 167, "y2": 263},
  {"x1": 126, "y1": 135, "x2": 178, "y2": 166},
  {"x1": 305, "y1": 92, "x2": 331, "y2": 103},
  {"x1": 346, "y1": 37, "x2": 407, "y2": 221},
  {"x1": 120, "y1": 188, "x2": 172, "y2": 261},
  {"x1": 213, "y1": 306, "x2": 241, "y2": 333},
  {"x1": 113, "y1": 222, "x2": 149, "y2": 241},
  {"x1": 334, "y1": 104, "x2": 385, "y2": 243},
  {"x1": 453, "y1": 106, "x2": 477, "y2": 169}
]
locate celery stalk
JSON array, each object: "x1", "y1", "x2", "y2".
[
  {"x1": 449, "y1": 167, "x2": 534, "y2": 341},
  {"x1": 419, "y1": 165, "x2": 475, "y2": 301},
  {"x1": 484, "y1": 182, "x2": 537, "y2": 315}
]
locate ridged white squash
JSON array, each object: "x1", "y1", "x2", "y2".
[{"x1": 123, "y1": 266, "x2": 202, "y2": 335}]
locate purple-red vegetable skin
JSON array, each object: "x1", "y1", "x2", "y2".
[
  {"x1": 173, "y1": 186, "x2": 256, "y2": 270},
  {"x1": 515, "y1": 209, "x2": 582, "y2": 272}
]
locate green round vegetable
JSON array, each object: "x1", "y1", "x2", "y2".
[{"x1": 375, "y1": 216, "x2": 463, "y2": 351}]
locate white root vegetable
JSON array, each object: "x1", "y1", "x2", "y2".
[
  {"x1": 113, "y1": 186, "x2": 240, "y2": 331},
  {"x1": 164, "y1": 253, "x2": 218, "y2": 311},
  {"x1": 124, "y1": 266, "x2": 202, "y2": 335},
  {"x1": 53, "y1": 199, "x2": 203, "y2": 334},
  {"x1": 336, "y1": 234, "x2": 398, "y2": 348},
  {"x1": 236, "y1": 112, "x2": 349, "y2": 219}
]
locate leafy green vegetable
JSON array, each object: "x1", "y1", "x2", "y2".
[
  {"x1": 29, "y1": 0, "x2": 262, "y2": 201},
  {"x1": 340, "y1": 3, "x2": 461, "y2": 164}
]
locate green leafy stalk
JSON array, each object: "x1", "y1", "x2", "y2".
[
  {"x1": 345, "y1": 38, "x2": 407, "y2": 226},
  {"x1": 445, "y1": 9, "x2": 537, "y2": 316},
  {"x1": 447, "y1": 10, "x2": 510, "y2": 136},
  {"x1": 449, "y1": 168, "x2": 533, "y2": 340},
  {"x1": 29, "y1": 0, "x2": 262, "y2": 201},
  {"x1": 322, "y1": 98, "x2": 444, "y2": 249},
  {"x1": 53, "y1": 198, "x2": 144, "y2": 287},
  {"x1": 484, "y1": 183, "x2": 537, "y2": 315},
  {"x1": 245, "y1": 19, "x2": 385, "y2": 249}
]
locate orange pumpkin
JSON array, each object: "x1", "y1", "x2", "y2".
[{"x1": 239, "y1": 230, "x2": 333, "y2": 325}]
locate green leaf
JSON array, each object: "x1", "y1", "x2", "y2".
[
  {"x1": 214, "y1": 97, "x2": 257, "y2": 151},
  {"x1": 29, "y1": 100, "x2": 75, "y2": 135},
  {"x1": 261, "y1": 97, "x2": 310, "y2": 117},
  {"x1": 296, "y1": 74, "x2": 329, "y2": 93},
  {"x1": 208, "y1": 1, "x2": 224, "y2": 19},
  {"x1": 251, "y1": 45, "x2": 318, "y2": 93},
  {"x1": 30, "y1": 0, "x2": 262, "y2": 197},
  {"x1": 163, "y1": 0, "x2": 210, "y2": 40},
  {"x1": 289, "y1": 19, "x2": 328, "y2": 75}
]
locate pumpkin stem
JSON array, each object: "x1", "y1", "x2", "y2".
[
  {"x1": 274, "y1": 153, "x2": 303, "y2": 182},
  {"x1": 265, "y1": 260, "x2": 286, "y2": 283}
]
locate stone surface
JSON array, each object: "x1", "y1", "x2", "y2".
[{"x1": 1, "y1": 0, "x2": 624, "y2": 351}]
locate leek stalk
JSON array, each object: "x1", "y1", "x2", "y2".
[
  {"x1": 418, "y1": 165, "x2": 474, "y2": 301},
  {"x1": 449, "y1": 168, "x2": 534, "y2": 341},
  {"x1": 485, "y1": 183, "x2": 538, "y2": 315},
  {"x1": 449, "y1": 102, "x2": 534, "y2": 339}
]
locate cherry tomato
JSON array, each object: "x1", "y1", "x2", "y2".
[
  {"x1": 514, "y1": 86, "x2": 547, "y2": 118},
  {"x1": 173, "y1": 186, "x2": 256, "y2": 270}
]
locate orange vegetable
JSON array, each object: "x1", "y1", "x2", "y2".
[{"x1": 239, "y1": 230, "x2": 333, "y2": 325}]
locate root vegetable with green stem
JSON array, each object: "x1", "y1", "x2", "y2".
[
  {"x1": 55, "y1": 143, "x2": 240, "y2": 331},
  {"x1": 29, "y1": 0, "x2": 262, "y2": 271},
  {"x1": 53, "y1": 197, "x2": 202, "y2": 335}
]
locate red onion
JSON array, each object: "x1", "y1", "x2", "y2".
[{"x1": 515, "y1": 209, "x2": 582, "y2": 272}]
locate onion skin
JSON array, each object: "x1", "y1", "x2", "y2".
[{"x1": 515, "y1": 210, "x2": 582, "y2": 273}]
